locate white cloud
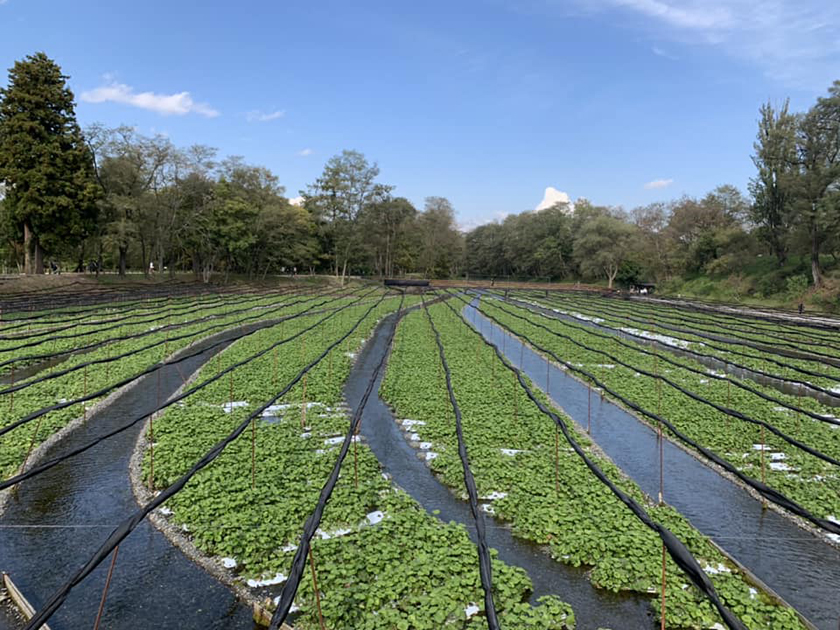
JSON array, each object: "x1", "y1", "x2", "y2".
[
  {"x1": 246, "y1": 109, "x2": 285, "y2": 122},
  {"x1": 536, "y1": 186, "x2": 572, "y2": 211},
  {"x1": 644, "y1": 178, "x2": 674, "y2": 189},
  {"x1": 289, "y1": 196, "x2": 305, "y2": 207},
  {"x1": 612, "y1": 0, "x2": 733, "y2": 30},
  {"x1": 297, "y1": 148, "x2": 313, "y2": 157},
  {"x1": 81, "y1": 81, "x2": 219, "y2": 117},
  {"x1": 579, "y1": 1, "x2": 840, "y2": 88},
  {"x1": 652, "y1": 46, "x2": 678, "y2": 60}
]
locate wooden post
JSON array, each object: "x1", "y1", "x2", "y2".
[
  {"x1": 309, "y1": 546, "x2": 327, "y2": 630},
  {"x1": 92, "y1": 545, "x2": 120, "y2": 630},
  {"x1": 328, "y1": 350, "x2": 333, "y2": 386},
  {"x1": 797, "y1": 385, "x2": 802, "y2": 432}
]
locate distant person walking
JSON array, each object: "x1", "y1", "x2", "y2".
[{"x1": 798, "y1": 302, "x2": 804, "y2": 315}]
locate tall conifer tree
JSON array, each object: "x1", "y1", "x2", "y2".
[{"x1": 0, "y1": 52, "x2": 99, "y2": 273}]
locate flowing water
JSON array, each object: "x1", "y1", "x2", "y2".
[
  {"x1": 350, "y1": 311, "x2": 655, "y2": 630},
  {"x1": 466, "y1": 299, "x2": 840, "y2": 629}
]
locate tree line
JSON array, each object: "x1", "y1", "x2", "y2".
[
  {"x1": 466, "y1": 81, "x2": 840, "y2": 298},
  {"x1": 1, "y1": 52, "x2": 838, "y2": 300},
  {"x1": 0, "y1": 53, "x2": 464, "y2": 281}
]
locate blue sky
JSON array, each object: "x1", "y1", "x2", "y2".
[{"x1": 1, "y1": 0, "x2": 838, "y2": 229}]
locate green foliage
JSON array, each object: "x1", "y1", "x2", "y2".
[
  {"x1": 0, "y1": 52, "x2": 99, "y2": 272},
  {"x1": 0, "y1": 292, "x2": 309, "y2": 477},
  {"x1": 144, "y1": 293, "x2": 575, "y2": 628},
  {"x1": 381, "y1": 301, "x2": 807, "y2": 628},
  {"x1": 572, "y1": 213, "x2": 636, "y2": 288},
  {"x1": 503, "y1": 294, "x2": 840, "y2": 522},
  {"x1": 785, "y1": 274, "x2": 809, "y2": 299}
]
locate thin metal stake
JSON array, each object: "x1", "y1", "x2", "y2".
[
  {"x1": 92, "y1": 544, "x2": 120, "y2": 630},
  {"x1": 353, "y1": 436, "x2": 359, "y2": 489},
  {"x1": 83, "y1": 364, "x2": 88, "y2": 422},
  {"x1": 301, "y1": 374, "x2": 308, "y2": 428},
  {"x1": 760, "y1": 423, "x2": 768, "y2": 510},
  {"x1": 251, "y1": 417, "x2": 256, "y2": 490},
  {"x1": 148, "y1": 413, "x2": 155, "y2": 492},
  {"x1": 309, "y1": 546, "x2": 327, "y2": 630},
  {"x1": 20, "y1": 414, "x2": 45, "y2": 475},
  {"x1": 554, "y1": 426, "x2": 560, "y2": 494}
]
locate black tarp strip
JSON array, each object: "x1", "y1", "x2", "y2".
[
  {"x1": 512, "y1": 295, "x2": 840, "y2": 400},
  {"x1": 423, "y1": 296, "x2": 500, "y2": 630},
  {"x1": 487, "y1": 299, "x2": 840, "y2": 466},
  {"x1": 268, "y1": 293, "x2": 405, "y2": 629},
  {"x1": 21, "y1": 293, "x2": 388, "y2": 630},
  {"x1": 441, "y1": 295, "x2": 748, "y2": 630},
  {"x1": 0, "y1": 293, "x2": 376, "y2": 487},
  {"x1": 451, "y1": 294, "x2": 840, "y2": 537},
  {"x1": 494, "y1": 297, "x2": 840, "y2": 428},
  {"x1": 0, "y1": 289, "x2": 342, "y2": 396}
]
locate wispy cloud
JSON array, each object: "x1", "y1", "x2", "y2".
[
  {"x1": 577, "y1": 1, "x2": 840, "y2": 88},
  {"x1": 289, "y1": 196, "x2": 305, "y2": 207},
  {"x1": 612, "y1": 0, "x2": 733, "y2": 30},
  {"x1": 81, "y1": 81, "x2": 219, "y2": 117},
  {"x1": 652, "y1": 46, "x2": 678, "y2": 60},
  {"x1": 297, "y1": 148, "x2": 313, "y2": 157},
  {"x1": 246, "y1": 109, "x2": 285, "y2": 122},
  {"x1": 644, "y1": 178, "x2": 674, "y2": 190}
]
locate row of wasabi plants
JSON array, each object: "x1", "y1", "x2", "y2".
[
  {"x1": 379, "y1": 300, "x2": 806, "y2": 629},
  {"x1": 477, "y1": 297, "x2": 840, "y2": 535},
  {"x1": 143, "y1": 291, "x2": 577, "y2": 629},
  {"x1": 533, "y1": 291, "x2": 840, "y2": 355},
  {"x1": 0, "y1": 288, "x2": 299, "y2": 371},
  {"x1": 0, "y1": 290, "x2": 340, "y2": 478},
  {"x1": 523, "y1": 293, "x2": 840, "y2": 393}
]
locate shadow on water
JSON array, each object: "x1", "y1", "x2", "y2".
[
  {"x1": 348, "y1": 311, "x2": 655, "y2": 630},
  {"x1": 509, "y1": 297, "x2": 840, "y2": 409},
  {"x1": 0, "y1": 326, "x2": 262, "y2": 630},
  {"x1": 466, "y1": 300, "x2": 840, "y2": 630}
]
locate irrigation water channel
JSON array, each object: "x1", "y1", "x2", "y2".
[
  {"x1": 2, "y1": 297, "x2": 837, "y2": 629},
  {"x1": 509, "y1": 295, "x2": 840, "y2": 409},
  {"x1": 0, "y1": 328, "x2": 257, "y2": 629},
  {"x1": 351, "y1": 310, "x2": 654, "y2": 630},
  {"x1": 466, "y1": 297, "x2": 840, "y2": 629}
]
